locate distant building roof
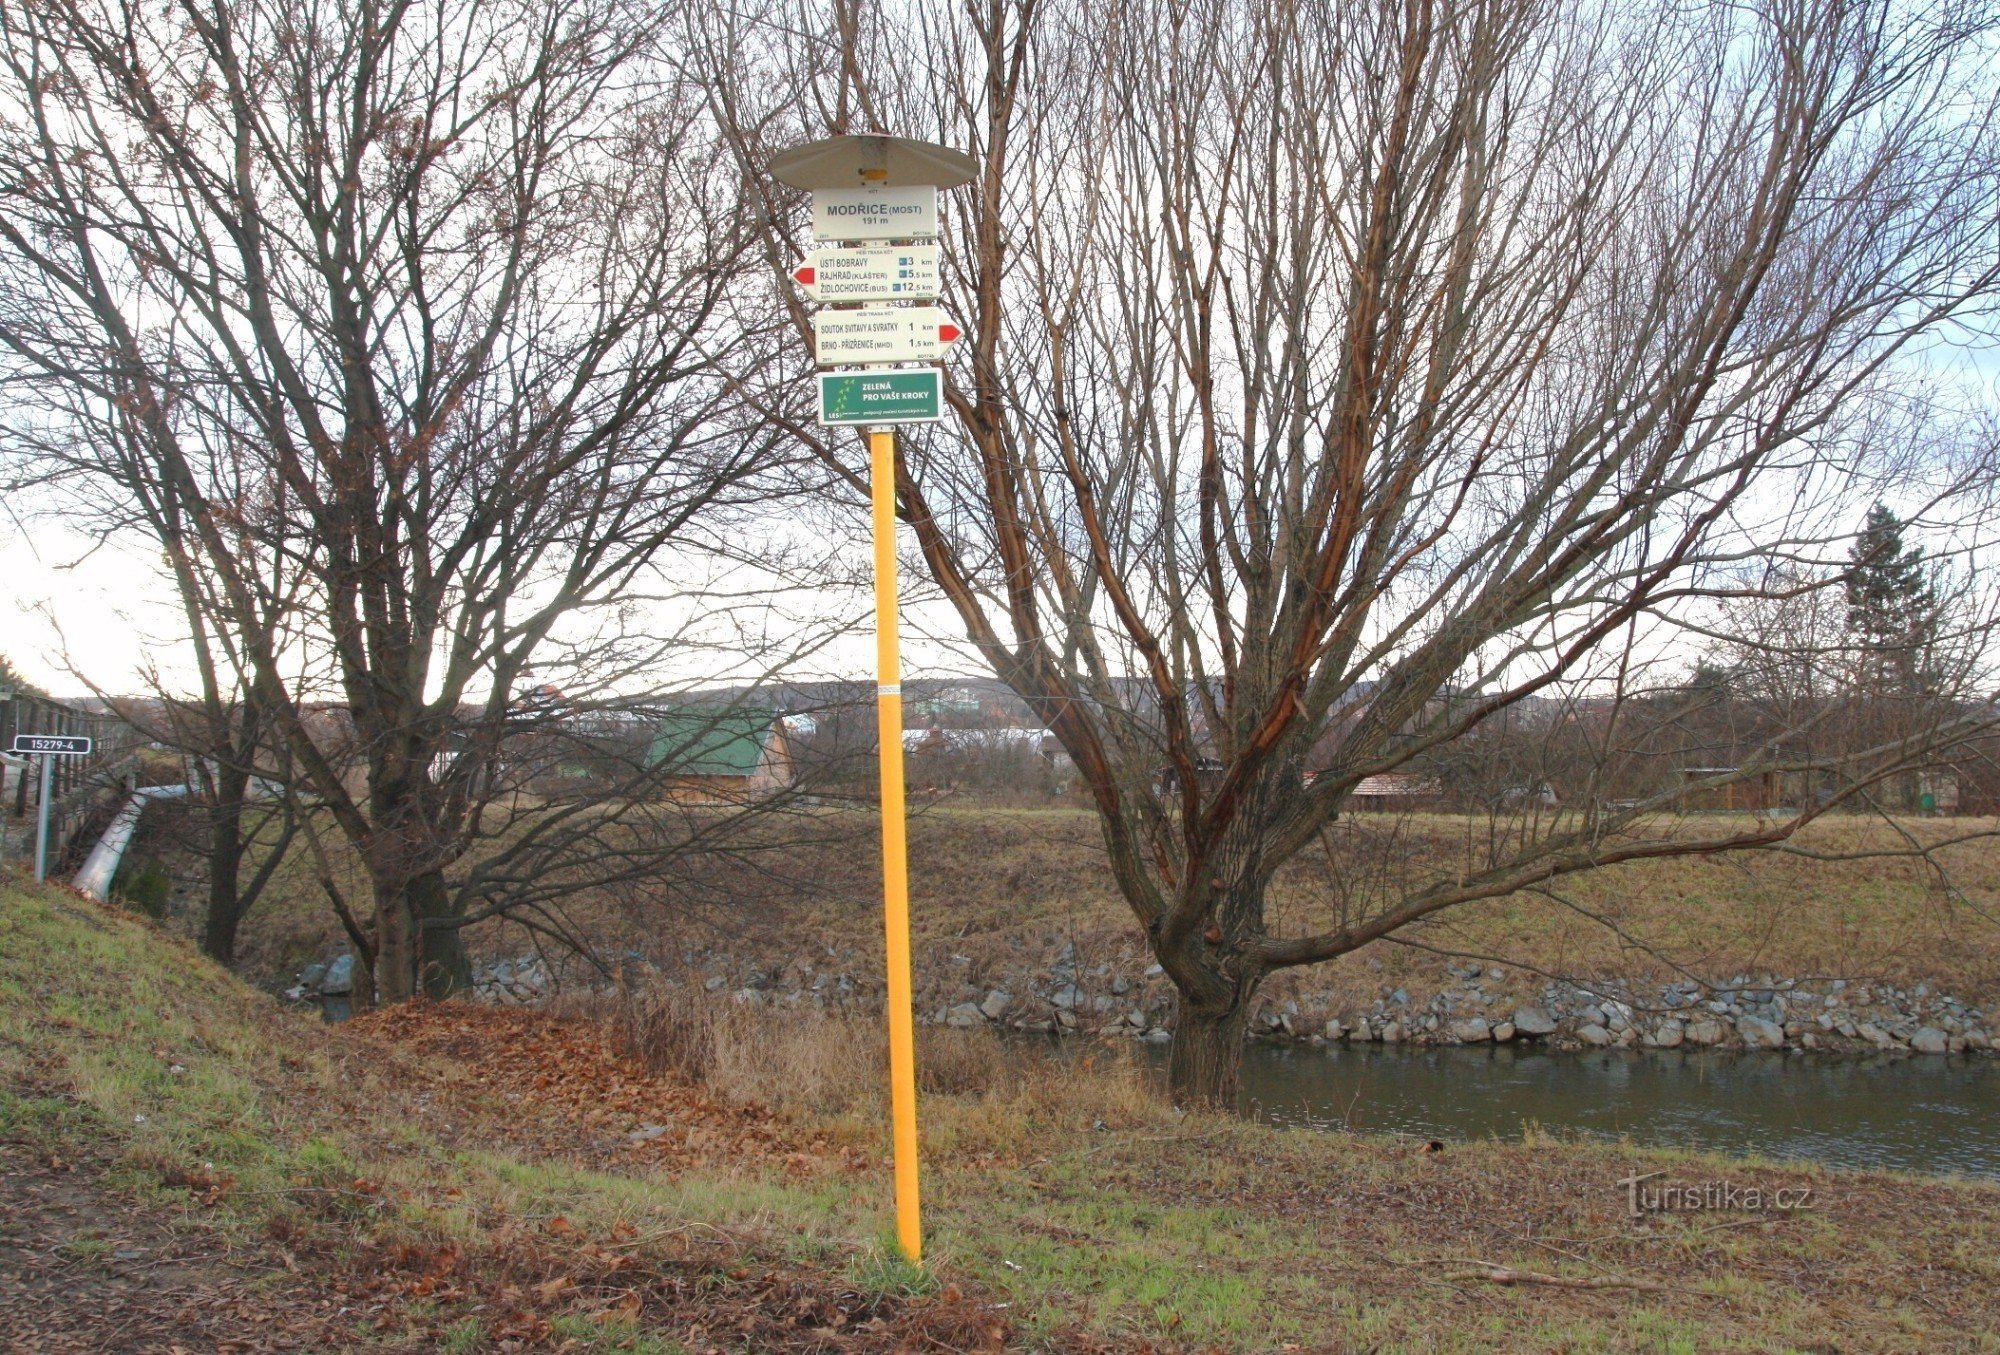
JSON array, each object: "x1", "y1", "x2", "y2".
[
  {"x1": 1351, "y1": 774, "x2": 1439, "y2": 798},
  {"x1": 647, "y1": 710, "x2": 783, "y2": 777}
]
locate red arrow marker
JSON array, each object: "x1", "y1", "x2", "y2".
[
  {"x1": 793, "y1": 265, "x2": 816, "y2": 286},
  {"x1": 938, "y1": 322, "x2": 962, "y2": 345}
]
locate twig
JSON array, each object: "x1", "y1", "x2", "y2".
[{"x1": 1434, "y1": 1259, "x2": 1678, "y2": 1292}]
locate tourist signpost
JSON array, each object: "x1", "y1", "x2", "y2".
[
  {"x1": 817, "y1": 370, "x2": 944, "y2": 425},
  {"x1": 811, "y1": 306, "x2": 962, "y2": 364},
  {"x1": 770, "y1": 133, "x2": 977, "y2": 1266},
  {"x1": 11, "y1": 733, "x2": 92, "y2": 882},
  {"x1": 808, "y1": 185, "x2": 939, "y2": 241},
  {"x1": 791, "y1": 244, "x2": 941, "y2": 303}
]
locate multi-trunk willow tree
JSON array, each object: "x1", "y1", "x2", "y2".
[{"x1": 711, "y1": 0, "x2": 2000, "y2": 1101}]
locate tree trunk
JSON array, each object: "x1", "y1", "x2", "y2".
[
  {"x1": 199, "y1": 795, "x2": 245, "y2": 965},
  {"x1": 373, "y1": 878, "x2": 416, "y2": 1003},
  {"x1": 411, "y1": 869, "x2": 471, "y2": 998},
  {"x1": 1168, "y1": 994, "x2": 1252, "y2": 1107},
  {"x1": 370, "y1": 870, "x2": 470, "y2": 1002}
]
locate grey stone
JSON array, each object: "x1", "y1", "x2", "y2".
[
  {"x1": 1051, "y1": 984, "x2": 1083, "y2": 1011},
  {"x1": 1685, "y1": 1019, "x2": 1726, "y2": 1046},
  {"x1": 300, "y1": 962, "x2": 328, "y2": 991},
  {"x1": 626, "y1": 1123, "x2": 669, "y2": 1142},
  {"x1": 320, "y1": 954, "x2": 355, "y2": 996},
  {"x1": 1910, "y1": 1026, "x2": 1949, "y2": 1054},
  {"x1": 1323, "y1": 1018, "x2": 1346, "y2": 1040},
  {"x1": 945, "y1": 1002, "x2": 984, "y2": 1028},
  {"x1": 1646, "y1": 1021, "x2": 1685, "y2": 1049},
  {"x1": 1737, "y1": 1015, "x2": 1785, "y2": 1048},
  {"x1": 1142, "y1": 1027, "x2": 1172, "y2": 1042},
  {"x1": 1491, "y1": 1021, "x2": 1516, "y2": 1043},
  {"x1": 1580, "y1": 1005, "x2": 1606, "y2": 1028},
  {"x1": 1380, "y1": 1021, "x2": 1405, "y2": 1043},
  {"x1": 1511, "y1": 1006, "x2": 1558, "y2": 1037},
  {"x1": 980, "y1": 989, "x2": 1012, "y2": 1021},
  {"x1": 1449, "y1": 1017, "x2": 1493, "y2": 1043},
  {"x1": 1577, "y1": 1024, "x2": 1614, "y2": 1047},
  {"x1": 1111, "y1": 976, "x2": 1130, "y2": 995},
  {"x1": 703, "y1": 975, "x2": 727, "y2": 992}
]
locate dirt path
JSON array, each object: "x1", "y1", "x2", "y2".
[{"x1": 0, "y1": 1133, "x2": 370, "y2": 1354}]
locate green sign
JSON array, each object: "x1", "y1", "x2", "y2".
[{"x1": 817, "y1": 369, "x2": 943, "y2": 425}]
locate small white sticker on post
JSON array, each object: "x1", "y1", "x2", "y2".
[{"x1": 811, "y1": 185, "x2": 938, "y2": 241}]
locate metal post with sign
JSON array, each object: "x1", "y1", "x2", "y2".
[
  {"x1": 11, "y1": 733, "x2": 94, "y2": 882},
  {"x1": 770, "y1": 133, "x2": 976, "y2": 1266}
]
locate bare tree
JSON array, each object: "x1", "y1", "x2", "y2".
[
  {"x1": 0, "y1": 0, "x2": 802, "y2": 999},
  {"x1": 711, "y1": 0, "x2": 2000, "y2": 1100}
]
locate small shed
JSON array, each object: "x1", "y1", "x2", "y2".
[
  {"x1": 647, "y1": 711, "x2": 795, "y2": 804},
  {"x1": 1678, "y1": 766, "x2": 1780, "y2": 813}
]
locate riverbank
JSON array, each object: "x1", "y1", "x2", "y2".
[
  {"x1": 397, "y1": 938, "x2": 1995, "y2": 1060},
  {"x1": 192, "y1": 801, "x2": 2000, "y2": 1058},
  {"x1": 7, "y1": 875, "x2": 2000, "y2": 1350}
]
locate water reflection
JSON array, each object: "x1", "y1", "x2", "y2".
[{"x1": 1198, "y1": 1042, "x2": 2000, "y2": 1178}]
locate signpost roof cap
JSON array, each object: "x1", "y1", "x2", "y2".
[{"x1": 770, "y1": 134, "x2": 977, "y2": 190}]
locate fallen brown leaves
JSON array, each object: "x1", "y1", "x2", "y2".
[{"x1": 351, "y1": 1004, "x2": 859, "y2": 1176}]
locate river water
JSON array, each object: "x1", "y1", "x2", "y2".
[{"x1": 1191, "y1": 1042, "x2": 2000, "y2": 1178}]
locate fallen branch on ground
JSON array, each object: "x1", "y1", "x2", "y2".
[{"x1": 1440, "y1": 1262, "x2": 1673, "y2": 1292}]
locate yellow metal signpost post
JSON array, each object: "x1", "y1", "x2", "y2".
[
  {"x1": 868, "y1": 424, "x2": 921, "y2": 1259},
  {"x1": 771, "y1": 134, "x2": 977, "y2": 1264}
]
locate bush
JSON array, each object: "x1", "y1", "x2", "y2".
[{"x1": 115, "y1": 861, "x2": 173, "y2": 920}]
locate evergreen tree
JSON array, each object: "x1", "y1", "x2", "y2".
[
  {"x1": 1845, "y1": 504, "x2": 1942, "y2": 695},
  {"x1": 0, "y1": 654, "x2": 46, "y2": 699}
]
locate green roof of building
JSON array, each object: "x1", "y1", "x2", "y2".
[{"x1": 646, "y1": 710, "x2": 780, "y2": 777}]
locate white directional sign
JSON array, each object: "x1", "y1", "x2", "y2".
[
  {"x1": 813, "y1": 306, "x2": 962, "y2": 365},
  {"x1": 792, "y1": 244, "x2": 940, "y2": 303},
  {"x1": 810, "y1": 185, "x2": 938, "y2": 242}
]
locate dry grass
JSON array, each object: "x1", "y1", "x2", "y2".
[{"x1": 566, "y1": 981, "x2": 1165, "y2": 1153}]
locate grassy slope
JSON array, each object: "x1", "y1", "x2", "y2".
[{"x1": 7, "y1": 873, "x2": 2000, "y2": 1351}]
